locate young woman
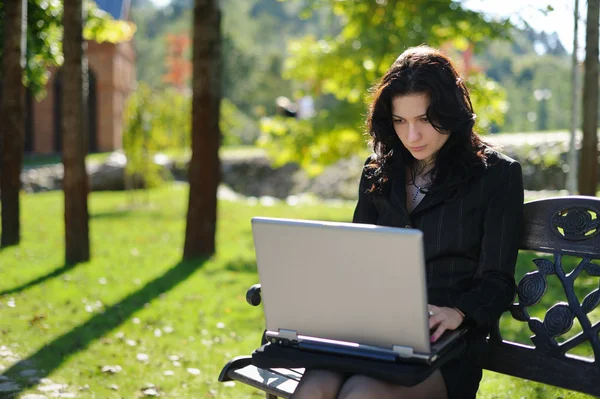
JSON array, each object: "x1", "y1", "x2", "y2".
[{"x1": 291, "y1": 46, "x2": 524, "y2": 399}]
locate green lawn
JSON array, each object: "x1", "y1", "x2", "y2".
[{"x1": 0, "y1": 185, "x2": 596, "y2": 398}]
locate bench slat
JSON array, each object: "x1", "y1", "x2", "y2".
[
  {"x1": 227, "y1": 364, "x2": 300, "y2": 398},
  {"x1": 473, "y1": 339, "x2": 600, "y2": 396}
]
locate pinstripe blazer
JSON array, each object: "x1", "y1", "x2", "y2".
[{"x1": 352, "y1": 150, "x2": 524, "y2": 330}]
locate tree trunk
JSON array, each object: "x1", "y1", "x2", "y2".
[
  {"x1": 567, "y1": 0, "x2": 580, "y2": 194},
  {"x1": 579, "y1": 0, "x2": 599, "y2": 196},
  {"x1": 183, "y1": 0, "x2": 221, "y2": 258},
  {"x1": 62, "y1": 0, "x2": 90, "y2": 263},
  {"x1": 0, "y1": 0, "x2": 27, "y2": 247}
]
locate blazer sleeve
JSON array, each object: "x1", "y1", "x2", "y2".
[
  {"x1": 453, "y1": 160, "x2": 524, "y2": 329},
  {"x1": 352, "y1": 157, "x2": 379, "y2": 224}
]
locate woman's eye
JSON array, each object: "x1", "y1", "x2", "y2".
[
  {"x1": 393, "y1": 119, "x2": 404, "y2": 124},
  {"x1": 420, "y1": 117, "x2": 429, "y2": 123}
]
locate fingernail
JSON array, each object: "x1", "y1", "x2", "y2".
[{"x1": 430, "y1": 336, "x2": 436, "y2": 343}]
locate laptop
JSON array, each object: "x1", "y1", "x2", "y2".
[{"x1": 251, "y1": 217, "x2": 466, "y2": 365}]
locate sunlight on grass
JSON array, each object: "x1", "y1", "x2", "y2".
[{"x1": 0, "y1": 185, "x2": 597, "y2": 398}]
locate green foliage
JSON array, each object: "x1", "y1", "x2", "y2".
[
  {"x1": 466, "y1": 72, "x2": 508, "y2": 132},
  {"x1": 220, "y1": 98, "x2": 261, "y2": 146},
  {"x1": 123, "y1": 83, "x2": 191, "y2": 188},
  {"x1": 0, "y1": 0, "x2": 135, "y2": 99},
  {"x1": 259, "y1": 0, "x2": 511, "y2": 169},
  {"x1": 84, "y1": 1, "x2": 136, "y2": 43},
  {"x1": 258, "y1": 104, "x2": 368, "y2": 175},
  {"x1": 477, "y1": 28, "x2": 574, "y2": 133}
]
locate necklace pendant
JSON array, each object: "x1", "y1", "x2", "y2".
[{"x1": 412, "y1": 187, "x2": 420, "y2": 203}]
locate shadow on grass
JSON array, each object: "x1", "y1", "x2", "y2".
[
  {"x1": 91, "y1": 208, "x2": 177, "y2": 221},
  {"x1": 0, "y1": 257, "x2": 207, "y2": 395},
  {"x1": 0, "y1": 263, "x2": 77, "y2": 297},
  {"x1": 223, "y1": 257, "x2": 258, "y2": 273}
]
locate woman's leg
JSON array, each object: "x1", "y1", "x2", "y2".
[
  {"x1": 290, "y1": 369, "x2": 347, "y2": 399},
  {"x1": 336, "y1": 370, "x2": 448, "y2": 399}
]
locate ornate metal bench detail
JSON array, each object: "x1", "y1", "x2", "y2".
[{"x1": 475, "y1": 197, "x2": 600, "y2": 396}]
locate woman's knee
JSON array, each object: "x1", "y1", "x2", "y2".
[
  {"x1": 290, "y1": 369, "x2": 346, "y2": 399},
  {"x1": 338, "y1": 372, "x2": 447, "y2": 399},
  {"x1": 337, "y1": 375, "x2": 397, "y2": 399}
]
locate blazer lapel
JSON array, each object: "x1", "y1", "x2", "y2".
[
  {"x1": 389, "y1": 163, "x2": 411, "y2": 222},
  {"x1": 410, "y1": 185, "x2": 451, "y2": 215}
]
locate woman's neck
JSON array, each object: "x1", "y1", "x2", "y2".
[{"x1": 412, "y1": 159, "x2": 435, "y2": 177}]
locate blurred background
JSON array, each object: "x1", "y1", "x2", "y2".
[
  {"x1": 1, "y1": 1, "x2": 599, "y2": 398},
  {"x1": 16, "y1": 0, "x2": 600, "y2": 201}
]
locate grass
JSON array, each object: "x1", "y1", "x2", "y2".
[
  {"x1": 22, "y1": 146, "x2": 266, "y2": 169},
  {"x1": 0, "y1": 185, "x2": 597, "y2": 398}
]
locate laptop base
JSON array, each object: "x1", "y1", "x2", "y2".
[
  {"x1": 252, "y1": 337, "x2": 467, "y2": 387},
  {"x1": 265, "y1": 327, "x2": 467, "y2": 366}
]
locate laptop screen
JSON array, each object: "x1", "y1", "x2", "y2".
[{"x1": 252, "y1": 217, "x2": 432, "y2": 354}]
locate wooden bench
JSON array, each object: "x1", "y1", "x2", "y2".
[{"x1": 219, "y1": 196, "x2": 600, "y2": 398}]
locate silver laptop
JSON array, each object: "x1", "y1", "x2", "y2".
[{"x1": 251, "y1": 217, "x2": 465, "y2": 365}]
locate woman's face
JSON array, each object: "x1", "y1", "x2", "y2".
[{"x1": 391, "y1": 93, "x2": 449, "y2": 164}]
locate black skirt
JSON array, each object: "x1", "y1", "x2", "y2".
[
  {"x1": 440, "y1": 354, "x2": 482, "y2": 399},
  {"x1": 439, "y1": 331, "x2": 485, "y2": 399}
]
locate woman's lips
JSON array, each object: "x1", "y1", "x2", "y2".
[{"x1": 409, "y1": 145, "x2": 426, "y2": 152}]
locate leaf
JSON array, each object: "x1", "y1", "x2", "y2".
[
  {"x1": 582, "y1": 289, "x2": 600, "y2": 314},
  {"x1": 28, "y1": 314, "x2": 46, "y2": 326},
  {"x1": 137, "y1": 353, "x2": 149, "y2": 362},
  {"x1": 100, "y1": 365, "x2": 122, "y2": 374},
  {"x1": 533, "y1": 258, "x2": 555, "y2": 275},
  {"x1": 142, "y1": 387, "x2": 160, "y2": 397},
  {"x1": 584, "y1": 262, "x2": 600, "y2": 276},
  {"x1": 509, "y1": 304, "x2": 530, "y2": 322},
  {"x1": 528, "y1": 318, "x2": 545, "y2": 336}
]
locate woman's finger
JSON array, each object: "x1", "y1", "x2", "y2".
[
  {"x1": 428, "y1": 313, "x2": 444, "y2": 330},
  {"x1": 431, "y1": 322, "x2": 447, "y2": 342}
]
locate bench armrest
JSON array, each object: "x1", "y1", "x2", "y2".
[{"x1": 246, "y1": 284, "x2": 262, "y2": 306}]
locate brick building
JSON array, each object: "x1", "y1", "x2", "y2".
[{"x1": 26, "y1": 0, "x2": 136, "y2": 154}]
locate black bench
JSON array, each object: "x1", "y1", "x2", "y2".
[{"x1": 219, "y1": 196, "x2": 600, "y2": 398}]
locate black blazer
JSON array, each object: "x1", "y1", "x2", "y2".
[{"x1": 352, "y1": 151, "x2": 524, "y2": 330}]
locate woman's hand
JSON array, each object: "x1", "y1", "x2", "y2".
[{"x1": 428, "y1": 305, "x2": 464, "y2": 342}]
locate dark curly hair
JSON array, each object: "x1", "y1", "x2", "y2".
[{"x1": 364, "y1": 45, "x2": 489, "y2": 195}]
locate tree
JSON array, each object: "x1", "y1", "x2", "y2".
[
  {"x1": 0, "y1": 0, "x2": 27, "y2": 247},
  {"x1": 62, "y1": 0, "x2": 90, "y2": 263},
  {"x1": 567, "y1": 0, "x2": 580, "y2": 194},
  {"x1": 579, "y1": 0, "x2": 599, "y2": 196},
  {"x1": 183, "y1": 0, "x2": 221, "y2": 258}
]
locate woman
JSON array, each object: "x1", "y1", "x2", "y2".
[{"x1": 291, "y1": 46, "x2": 524, "y2": 399}]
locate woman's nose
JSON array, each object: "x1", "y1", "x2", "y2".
[{"x1": 407, "y1": 124, "x2": 420, "y2": 142}]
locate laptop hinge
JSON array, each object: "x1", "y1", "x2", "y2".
[
  {"x1": 392, "y1": 345, "x2": 414, "y2": 358},
  {"x1": 278, "y1": 329, "x2": 298, "y2": 341}
]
